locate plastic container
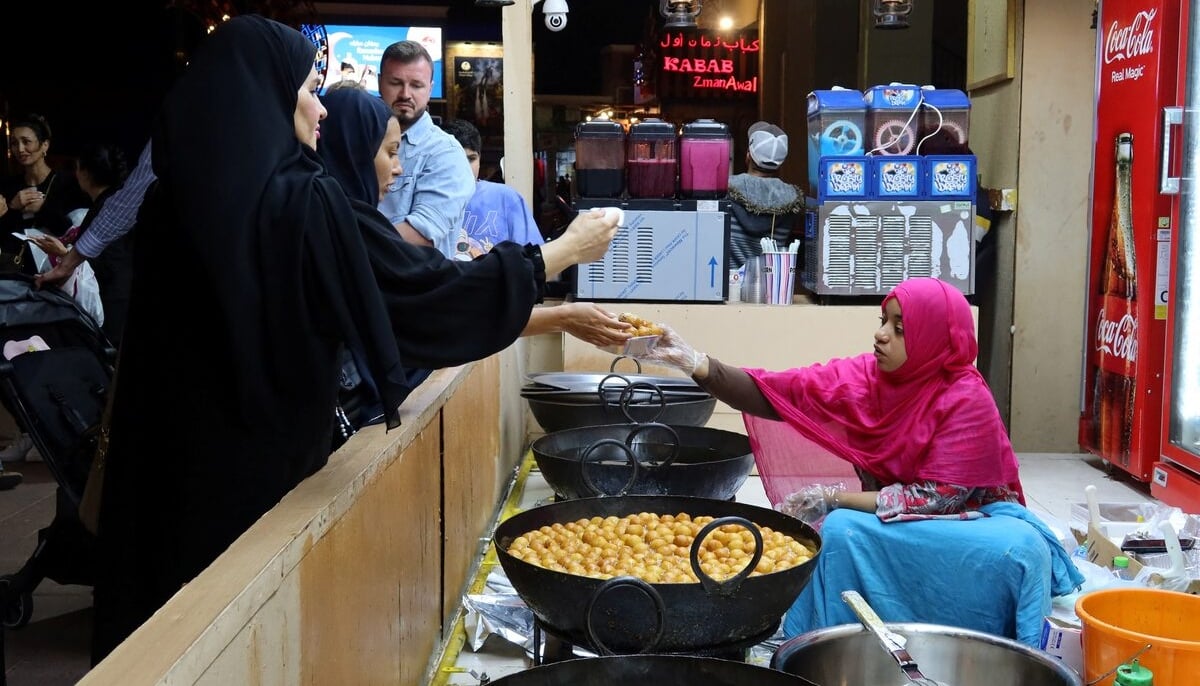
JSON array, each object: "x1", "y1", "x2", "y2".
[
  {"x1": 574, "y1": 120, "x2": 626, "y2": 198},
  {"x1": 1076, "y1": 588, "x2": 1200, "y2": 686},
  {"x1": 918, "y1": 87, "x2": 971, "y2": 155},
  {"x1": 864, "y1": 83, "x2": 923, "y2": 156},
  {"x1": 1115, "y1": 658, "x2": 1154, "y2": 686},
  {"x1": 679, "y1": 119, "x2": 731, "y2": 199},
  {"x1": 806, "y1": 88, "x2": 867, "y2": 195},
  {"x1": 626, "y1": 119, "x2": 677, "y2": 199},
  {"x1": 1112, "y1": 555, "x2": 1132, "y2": 580}
]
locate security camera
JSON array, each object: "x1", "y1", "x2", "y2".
[{"x1": 542, "y1": 0, "x2": 569, "y2": 31}]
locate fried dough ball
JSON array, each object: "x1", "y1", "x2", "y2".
[
  {"x1": 618, "y1": 313, "x2": 666, "y2": 337},
  {"x1": 505, "y1": 511, "x2": 816, "y2": 583}
]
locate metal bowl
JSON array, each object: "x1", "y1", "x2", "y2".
[{"x1": 771, "y1": 622, "x2": 1083, "y2": 686}]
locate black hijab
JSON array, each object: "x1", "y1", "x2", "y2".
[
  {"x1": 316, "y1": 86, "x2": 544, "y2": 370},
  {"x1": 317, "y1": 87, "x2": 389, "y2": 205},
  {"x1": 146, "y1": 15, "x2": 410, "y2": 429},
  {"x1": 93, "y1": 17, "x2": 416, "y2": 658}
]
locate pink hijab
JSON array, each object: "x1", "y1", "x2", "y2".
[{"x1": 745, "y1": 278, "x2": 1024, "y2": 505}]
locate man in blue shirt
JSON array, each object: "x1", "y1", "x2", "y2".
[
  {"x1": 376, "y1": 40, "x2": 475, "y2": 258},
  {"x1": 440, "y1": 119, "x2": 544, "y2": 261},
  {"x1": 439, "y1": 118, "x2": 632, "y2": 347}
]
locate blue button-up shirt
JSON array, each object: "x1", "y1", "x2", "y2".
[{"x1": 377, "y1": 111, "x2": 475, "y2": 258}]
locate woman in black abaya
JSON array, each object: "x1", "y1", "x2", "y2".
[{"x1": 91, "y1": 15, "x2": 617, "y2": 661}]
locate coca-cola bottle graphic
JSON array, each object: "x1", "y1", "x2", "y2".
[{"x1": 1093, "y1": 132, "x2": 1137, "y2": 466}]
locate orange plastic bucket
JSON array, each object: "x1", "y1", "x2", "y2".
[{"x1": 1075, "y1": 588, "x2": 1200, "y2": 686}]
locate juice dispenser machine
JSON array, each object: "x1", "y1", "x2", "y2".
[
  {"x1": 918, "y1": 87, "x2": 971, "y2": 155},
  {"x1": 574, "y1": 120, "x2": 626, "y2": 198},
  {"x1": 864, "y1": 83, "x2": 923, "y2": 156},
  {"x1": 627, "y1": 119, "x2": 678, "y2": 199},
  {"x1": 806, "y1": 88, "x2": 867, "y2": 197},
  {"x1": 680, "y1": 119, "x2": 732, "y2": 199}
]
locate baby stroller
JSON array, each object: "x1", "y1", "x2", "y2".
[{"x1": 0, "y1": 273, "x2": 114, "y2": 656}]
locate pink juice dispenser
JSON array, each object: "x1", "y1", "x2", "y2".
[
  {"x1": 680, "y1": 119, "x2": 732, "y2": 199},
  {"x1": 626, "y1": 119, "x2": 678, "y2": 199},
  {"x1": 573, "y1": 120, "x2": 626, "y2": 198}
]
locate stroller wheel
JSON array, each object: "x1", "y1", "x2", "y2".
[{"x1": 0, "y1": 574, "x2": 34, "y2": 629}]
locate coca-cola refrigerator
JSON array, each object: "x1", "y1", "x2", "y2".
[
  {"x1": 1079, "y1": 0, "x2": 1184, "y2": 482},
  {"x1": 1153, "y1": 0, "x2": 1200, "y2": 509}
]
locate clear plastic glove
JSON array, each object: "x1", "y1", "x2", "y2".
[
  {"x1": 776, "y1": 483, "x2": 846, "y2": 525},
  {"x1": 633, "y1": 324, "x2": 703, "y2": 375}
]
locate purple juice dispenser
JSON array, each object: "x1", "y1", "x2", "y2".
[
  {"x1": 680, "y1": 119, "x2": 731, "y2": 199},
  {"x1": 626, "y1": 119, "x2": 678, "y2": 199},
  {"x1": 573, "y1": 120, "x2": 626, "y2": 198}
]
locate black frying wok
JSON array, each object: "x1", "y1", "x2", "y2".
[
  {"x1": 530, "y1": 422, "x2": 754, "y2": 500},
  {"x1": 522, "y1": 373, "x2": 717, "y2": 432},
  {"x1": 488, "y1": 654, "x2": 820, "y2": 686},
  {"x1": 493, "y1": 494, "x2": 821, "y2": 655}
]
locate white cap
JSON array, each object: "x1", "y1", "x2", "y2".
[{"x1": 748, "y1": 121, "x2": 788, "y2": 170}]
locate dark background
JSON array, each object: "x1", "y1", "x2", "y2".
[{"x1": 0, "y1": 0, "x2": 661, "y2": 170}]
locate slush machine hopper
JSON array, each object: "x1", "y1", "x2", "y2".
[{"x1": 573, "y1": 120, "x2": 626, "y2": 198}]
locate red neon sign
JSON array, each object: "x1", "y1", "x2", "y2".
[{"x1": 655, "y1": 30, "x2": 759, "y2": 98}]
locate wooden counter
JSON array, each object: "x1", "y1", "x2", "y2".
[{"x1": 80, "y1": 356, "x2": 511, "y2": 686}]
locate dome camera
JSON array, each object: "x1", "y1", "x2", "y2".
[{"x1": 542, "y1": 0, "x2": 569, "y2": 31}]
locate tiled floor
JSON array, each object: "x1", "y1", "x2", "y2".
[{"x1": 0, "y1": 452, "x2": 1158, "y2": 685}]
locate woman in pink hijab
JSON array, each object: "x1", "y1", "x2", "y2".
[{"x1": 640, "y1": 276, "x2": 1024, "y2": 521}]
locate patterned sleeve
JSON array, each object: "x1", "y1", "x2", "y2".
[
  {"x1": 75, "y1": 142, "x2": 155, "y2": 259},
  {"x1": 875, "y1": 481, "x2": 1020, "y2": 521}
]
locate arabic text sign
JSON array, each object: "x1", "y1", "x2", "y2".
[{"x1": 656, "y1": 30, "x2": 760, "y2": 99}]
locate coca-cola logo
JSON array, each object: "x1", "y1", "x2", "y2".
[
  {"x1": 1104, "y1": 9, "x2": 1157, "y2": 65},
  {"x1": 1095, "y1": 309, "x2": 1138, "y2": 363}
]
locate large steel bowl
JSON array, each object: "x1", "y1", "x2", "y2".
[{"x1": 771, "y1": 622, "x2": 1083, "y2": 686}]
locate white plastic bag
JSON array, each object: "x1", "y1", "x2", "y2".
[{"x1": 61, "y1": 259, "x2": 104, "y2": 327}]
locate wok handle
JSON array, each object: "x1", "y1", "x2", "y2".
[
  {"x1": 597, "y1": 373, "x2": 632, "y2": 409},
  {"x1": 609, "y1": 355, "x2": 643, "y2": 374},
  {"x1": 690, "y1": 516, "x2": 764, "y2": 596},
  {"x1": 618, "y1": 381, "x2": 667, "y2": 424},
  {"x1": 579, "y1": 438, "x2": 640, "y2": 497},
  {"x1": 624, "y1": 422, "x2": 680, "y2": 468},
  {"x1": 584, "y1": 576, "x2": 665, "y2": 656}
]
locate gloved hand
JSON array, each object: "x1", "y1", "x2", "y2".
[
  {"x1": 633, "y1": 324, "x2": 704, "y2": 375},
  {"x1": 775, "y1": 483, "x2": 846, "y2": 526}
]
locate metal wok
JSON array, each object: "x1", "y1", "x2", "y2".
[
  {"x1": 488, "y1": 654, "x2": 820, "y2": 686},
  {"x1": 522, "y1": 370, "x2": 716, "y2": 433},
  {"x1": 493, "y1": 494, "x2": 821, "y2": 655},
  {"x1": 530, "y1": 422, "x2": 753, "y2": 500}
]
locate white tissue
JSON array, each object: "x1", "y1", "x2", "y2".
[{"x1": 600, "y1": 206, "x2": 625, "y2": 226}]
